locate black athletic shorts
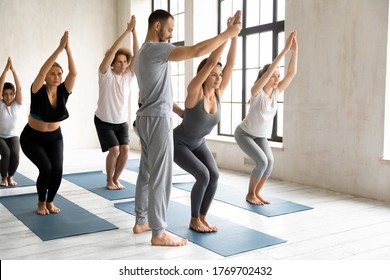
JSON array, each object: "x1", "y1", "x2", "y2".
[{"x1": 94, "y1": 115, "x2": 129, "y2": 152}]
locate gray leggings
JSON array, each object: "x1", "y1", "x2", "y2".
[
  {"x1": 234, "y1": 126, "x2": 274, "y2": 178},
  {"x1": 174, "y1": 140, "x2": 219, "y2": 218}
]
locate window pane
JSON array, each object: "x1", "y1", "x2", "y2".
[
  {"x1": 277, "y1": 0, "x2": 285, "y2": 21},
  {"x1": 246, "y1": 0, "x2": 260, "y2": 27},
  {"x1": 260, "y1": 31, "x2": 272, "y2": 66},
  {"x1": 246, "y1": 34, "x2": 260, "y2": 68},
  {"x1": 232, "y1": 103, "x2": 242, "y2": 134},
  {"x1": 175, "y1": 13, "x2": 185, "y2": 41},
  {"x1": 153, "y1": 0, "x2": 167, "y2": 10},
  {"x1": 220, "y1": 0, "x2": 242, "y2": 30},
  {"x1": 277, "y1": 104, "x2": 283, "y2": 137},
  {"x1": 231, "y1": 69, "x2": 242, "y2": 103},
  {"x1": 260, "y1": 0, "x2": 273, "y2": 25},
  {"x1": 220, "y1": 103, "x2": 232, "y2": 134}
]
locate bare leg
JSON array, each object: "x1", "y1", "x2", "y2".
[
  {"x1": 254, "y1": 177, "x2": 270, "y2": 204},
  {"x1": 106, "y1": 146, "x2": 121, "y2": 190},
  {"x1": 133, "y1": 222, "x2": 151, "y2": 234},
  {"x1": 37, "y1": 201, "x2": 49, "y2": 215},
  {"x1": 151, "y1": 231, "x2": 188, "y2": 246},
  {"x1": 112, "y1": 145, "x2": 129, "y2": 189},
  {"x1": 246, "y1": 175, "x2": 263, "y2": 205},
  {"x1": 46, "y1": 201, "x2": 61, "y2": 214}
]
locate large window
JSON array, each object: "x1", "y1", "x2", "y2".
[{"x1": 219, "y1": 0, "x2": 285, "y2": 142}]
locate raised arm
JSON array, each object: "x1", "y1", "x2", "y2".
[
  {"x1": 0, "y1": 58, "x2": 10, "y2": 97},
  {"x1": 9, "y1": 58, "x2": 23, "y2": 105},
  {"x1": 32, "y1": 31, "x2": 67, "y2": 93},
  {"x1": 277, "y1": 33, "x2": 298, "y2": 92},
  {"x1": 218, "y1": 36, "x2": 237, "y2": 97},
  {"x1": 128, "y1": 16, "x2": 139, "y2": 77},
  {"x1": 185, "y1": 41, "x2": 228, "y2": 108},
  {"x1": 99, "y1": 15, "x2": 135, "y2": 74},
  {"x1": 64, "y1": 33, "x2": 77, "y2": 93},
  {"x1": 168, "y1": 10, "x2": 241, "y2": 62},
  {"x1": 251, "y1": 31, "x2": 295, "y2": 96}
]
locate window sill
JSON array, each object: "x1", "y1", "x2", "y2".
[{"x1": 206, "y1": 135, "x2": 284, "y2": 150}]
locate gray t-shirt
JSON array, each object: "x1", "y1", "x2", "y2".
[{"x1": 134, "y1": 41, "x2": 175, "y2": 117}]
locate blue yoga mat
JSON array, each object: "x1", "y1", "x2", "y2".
[
  {"x1": 0, "y1": 172, "x2": 35, "y2": 189},
  {"x1": 0, "y1": 193, "x2": 118, "y2": 241},
  {"x1": 173, "y1": 182, "x2": 313, "y2": 217},
  {"x1": 114, "y1": 200, "x2": 285, "y2": 257},
  {"x1": 126, "y1": 159, "x2": 188, "y2": 176},
  {"x1": 63, "y1": 171, "x2": 136, "y2": 200}
]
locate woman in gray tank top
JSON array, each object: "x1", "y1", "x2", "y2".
[{"x1": 173, "y1": 35, "x2": 237, "y2": 233}]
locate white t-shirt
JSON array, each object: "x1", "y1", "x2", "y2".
[
  {"x1": 95, "y1": 68, "x2": 133, "y2": 124},
  {"x1": 0, "y1": 101, "x2": 21, "y2": 138},
  {"x1": 239, "y1": 88, "x2": 280, "y2": 138}
]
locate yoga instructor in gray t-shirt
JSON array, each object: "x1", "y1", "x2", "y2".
[{"x1": 133, "y1": 9, "x2": 241, "y2": 246}]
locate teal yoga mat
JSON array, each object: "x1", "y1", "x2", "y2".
[
  {"x1": 63, "y1": 171, "x2": 136, "y2": 200},
  {"x1": 0, "y1": 172, "x2": 35, "y2": 189},
  {"x1": 114, "y1": 200, "x2": 286, "y2": 257},
  {"x1": 0, "y1": 193, "x2": 118, "y2": 241},
  {"x1": 173, "y1": 182, "x2": 313, "y2": 217},
  {"x1": 125, "y1": 159, "x2": 188, "y2": 176}
]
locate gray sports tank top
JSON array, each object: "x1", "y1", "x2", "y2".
[{"x1": 173, "y1": 94, "x2": 221, "y2": 148}]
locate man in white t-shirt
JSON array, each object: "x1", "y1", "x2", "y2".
[{"x1": 94, "y1": 15, "x2": 139, "y2": 190}]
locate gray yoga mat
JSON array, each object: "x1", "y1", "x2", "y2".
[
  {"x1": 0, "y1": 193, "x2": 118, "y2": 241},
  {"x1": 114, "y1": 200, "x2": 286, "y2": 257},
  {"x1": 173, "y1": 182, "x2": 313, "y2": 217},
  {"x1": 63, "y1": 171, "x2": 136, "y2": 200}
]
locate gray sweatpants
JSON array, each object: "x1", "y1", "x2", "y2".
[
  {"x1": 234, "y1": 126, "x2": 274, "y2": 178},
  {"x1": 134, "y1": 116, "x2": 173, "y2": 236}
]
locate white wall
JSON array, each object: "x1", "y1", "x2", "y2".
[{"x1": 0, "y1": 0, "x2": 121, "y2": 150}]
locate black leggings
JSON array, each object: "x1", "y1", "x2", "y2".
[
  {"x1": 20, "y1": 125, "x2": 63, "y2": 202},
  {"x1": 0, "y1": 136, "x2": 20, "y2": 178},
  {"x1": 174, "y1": 141, "x2": 219, "y2": 218}
]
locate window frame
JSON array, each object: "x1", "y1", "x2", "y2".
[{"x1": 218, "y1": 0, "x2": 285, "y2": 142}]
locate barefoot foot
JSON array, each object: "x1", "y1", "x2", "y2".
[
  {"x1": 113, "y1": 181, "x2": 125, "y2": 189},
  {"x1": 151, "y1": 231, "x2": 188, "y2": 246},
  {"x1": 1, "y1": 177, "x2": 8, "y2": 187},
  {"x1": 46, "y1": 202, "x2": 61, "y2": 214},
  {"x1": 246, "y1": 194, "x2": 263, "y2": 205},
  {"x1": 189, "y1": 218, "x2": 213, "y2": 233},
  {"x1": 7, "y1": 176, "x2": 17, "y2": 186},
  {"x1": 199, "y1": 215, "x2": 218, "y2": 232},
  {"x1": 257, "y1": 195, "x2": 270, "y2": 204},
  {"x1": 37, "y1": 201, "x2": 49, "y2": 215},
  {"x1": 133, "y1": 222, "x2": 151, "y2": 234}
]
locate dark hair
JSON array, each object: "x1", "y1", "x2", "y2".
[
  {"x1": 196, "y1": 58, "x2": 222, "y2": 74},
  {"x1": 148, "y1": 9, "x2": 174, "y2": 30},
  {"x1": 255, "y1": 64, "x2": 271, "y2": 83},
  {"x1": 111, "y1": 48, "x2": 132, "y2": 66},
  {"x1": 3, "y1": 82, "x2": 15, "y2": 93}
]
